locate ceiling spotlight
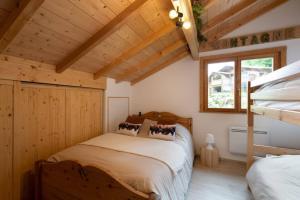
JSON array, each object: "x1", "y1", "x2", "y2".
[
  {"x1": 182, "y1": 21, "x2": 191, "y2": 29},
  {"x1": 169, "y1": 6, "x2": 186, "y2": 28},
  {"x1": 169, "y1": 9, "x2": 178, "y2": 19}
]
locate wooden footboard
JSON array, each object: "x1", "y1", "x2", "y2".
[{"x1": 35, "y1": 160, "x2": 160, "y2": 200}]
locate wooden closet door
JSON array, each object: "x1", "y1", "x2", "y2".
[
  {"x1": 0, "y1": 81, "x2": 13, "y2": 200},
  {"x1": 66, "y1": 88, "x2": 103, "y2": 146},
  {"x1": 13, "y1": 83, "x2": 66, "y2": 200}
]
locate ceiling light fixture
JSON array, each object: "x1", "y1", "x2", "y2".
[
  {"x1": 169, "y1": 9, "x2": 178, "y2": 19},
  {"x1": 168, "y1": 6, "x2": 191, "y2": 29},
  {"x1": 182, "y1": 21, "x2": 191, "y2": 29}
]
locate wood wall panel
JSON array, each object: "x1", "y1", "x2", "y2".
[
  {"x1": 0, "y1": 55, "x2": 107, "y2": 90},
  {"x1": 0, "y1": 0, "x2": 18, "y2": 12},
  {"x1": 13, "y1": 83, "x2": 66, "y2": 200},
  {"x1": 66, "y1": 88, "x2": 103, "y2": 146},
  {"x1": 0, "y1": 83, "x2": 13, "y2": 200},
  {"x1": 0, "y1": 8, "x2": 10, "y2": 26},
  {"x1": 10, "y1": 82, "x2": 104, "y2": 200}
]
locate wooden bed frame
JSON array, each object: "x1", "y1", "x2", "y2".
[
  {"x1": 247, "y1": 61, "x2": 300, "y2": 169},
  {"x1": 35, "y1": 111, "x2": 192, "y2": 200}
]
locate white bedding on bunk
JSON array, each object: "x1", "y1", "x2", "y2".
[
  {"x1": 254, "y1": 78, "x2": 300, "y2": 111},
  {"x1": 247, "y1": 155, "x2": 300, "y2": 200},
  {"x1": 48, "y1": 123, "x2": 194, "y2": 200}
]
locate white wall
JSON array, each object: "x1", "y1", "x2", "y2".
[
  {"x1": 106, "y1": 78, "x2": 132, "y2": 98},
  {"x1": 104, "y1": 78, "x2": 132, "y2": 132},
  {"x1": 129, "y1": 0, "x2": 300, "y2": 161}
]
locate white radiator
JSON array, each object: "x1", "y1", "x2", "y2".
[{"x1": 229, "y1": 127, "x2": 270, "y2": 155}]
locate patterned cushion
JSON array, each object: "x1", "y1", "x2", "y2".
[
  {"x1": 116, "y1": 122, "x2": 141, "y2": 136},
  {"x1": 149, "y1": 124, "x2": 176, "y2": 141}
]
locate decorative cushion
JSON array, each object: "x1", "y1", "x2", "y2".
[
  {"x1": 138, "y1": 119, "x2": 157, "y2": 137},
  {"x1": 116, "y1": 122, "x2": 141, "y2": 136},
  {"x1": 149, "y1": 124, "x2": 176, "y2": 141}
]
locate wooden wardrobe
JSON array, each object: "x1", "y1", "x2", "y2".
[{"x1": 0, "y1": 80, "x2": 104, "y2": 200}]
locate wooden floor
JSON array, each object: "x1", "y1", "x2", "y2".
[{"x1": 186, "y1": 159, "x2": 254, "y2": 200}]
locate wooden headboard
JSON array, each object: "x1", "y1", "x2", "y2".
[{"x1": 129, "y1": 112, "x2": 192, "y2": 134}]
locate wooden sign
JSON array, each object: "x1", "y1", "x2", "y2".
[{"x1": 200, "y1": 25, "x2": 300, "y2": 51}]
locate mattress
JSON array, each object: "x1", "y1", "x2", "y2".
[
  {"x1": 254, "y1": 78, "x2": 300, "y2": 111},
  {"x1": 246, "y1": 155, "x2": 300, "y2": 200},
  {"x1": 48, "y1": 123, "x2": 194, "y2": 200}
]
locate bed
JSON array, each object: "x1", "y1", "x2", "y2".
[
  {"x1": 253, "y1": 77, "x2": 300, "y2": 111},
  {"x1": 35, "y1": 112, "x2": 194, "y2": 200},
  {"x1": 246, "y1": 60, "x2": 300, "y2": 200},
  {"x1": 247, "y1": 155, "x2": 300, "y2": 200}
]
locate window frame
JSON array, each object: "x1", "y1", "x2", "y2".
[{"x1": 200, "y1": 47, "x2": 286, "y2": 113}]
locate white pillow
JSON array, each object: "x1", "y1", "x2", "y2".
[
  {"x1": 149, "y1": 124, "x2": 176, "y2": 141},
  {"x1": 116, "y1": 122, "x2": 141, "y2": 136}
]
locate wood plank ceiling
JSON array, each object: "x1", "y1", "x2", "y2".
[{"x1": 0, "y1": 0, "x2": 288, "y2": 84}]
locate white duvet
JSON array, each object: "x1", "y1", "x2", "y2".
[
  {"x1": 254, "y1": 78, "x2": 300, "y2": 111},
  {"x1": 247, "y1": 155, "x2": 300, "y2": 200},
  {"x1": 49, "y1": 124, "x2": 194, "y2": 200},
  {"x1": 81, "y1": 133, "x2": 186, "y2": 175}
]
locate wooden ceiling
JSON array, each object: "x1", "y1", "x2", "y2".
[{"x1": 0, "y1": 0, "x2": 288, "y2": 85}]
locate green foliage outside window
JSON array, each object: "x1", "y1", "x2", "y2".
[
  {"x1": 241, "y1": 58, "x2": 273, "y2": 68},
  {"x1": 208, "y1": 92, "x2": 234, "y2": 108}
]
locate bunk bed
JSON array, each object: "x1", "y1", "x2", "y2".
[{"x1": 246, "y1": 60, "x2": 300, "y2": 200}]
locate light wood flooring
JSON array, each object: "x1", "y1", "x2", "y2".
[{"x1": 187, "y1": 159, "x2": 254, "y2": 200}]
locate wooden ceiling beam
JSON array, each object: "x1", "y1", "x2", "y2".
[
  {"x1": 0, "y1": 0, "x2": 45, "y2": 53},
  {"x1": 201, "y1": 0, "x2": 216, "y2": 10},
  {"x1": 116, "y1": 40, "x2": 186, "y2": 82},
  {"x1": 56, "y1": 0, "x2": 149, "y2": 73},
  {"x1": 201, "y1": 0, "x2": 288, "y2": 50},
  {"x1": 131, "y1": 48, "x2": 189, "y2": 85},
  {"x1": 170, "y1": 0, "x2": 199, "y2": 60},
  {"x1": 94, "y1": 24, "x2": 176, "y2": 79},
  {"x1": 202, "y1": 0, "x2": 257, "y2": 34}
]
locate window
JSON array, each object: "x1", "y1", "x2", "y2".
[
  {"x1": 200, "y1": 47, "x2": 286, "y2": 113},
  {"x1": 208, "y1": 61, "x2": 235, "y2": 109}
]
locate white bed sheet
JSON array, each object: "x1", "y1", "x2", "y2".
[
  {"x1": 49, "y1": 123, "x2": 194, "y2": 200},
  {"x1": 247, "y1": 155, "x2": 300, "y2": 200},
  {"x1": 254, "y1": 78, "x2": 300, "y2": 111}
]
